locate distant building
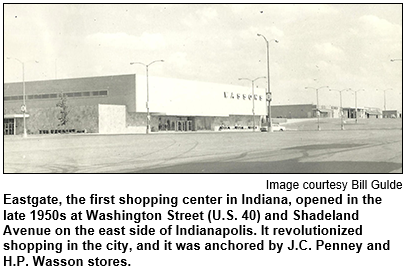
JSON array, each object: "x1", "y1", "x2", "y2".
[
  {"x1": 364, "y1": 107, "x2": 382, "y2": 119},
  {"x1": 382, "y1": 110, "x2": 401, "y2": 118},
  {"x1": 271, "y1": 104, "x2": 339, "y2": 119},
  {"x1": 341, "y1": 107, "x2": 367, "y2": 119}
]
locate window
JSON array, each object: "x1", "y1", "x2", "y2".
[
  {"x1": 4, "y1": 119, "x2": 15, "y2": 135},
  {"x1": 5, "y1": 89, "x2": 108, "y2": 102}
]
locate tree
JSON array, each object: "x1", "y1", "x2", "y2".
[{"x1": 56, "y1": 92, "x2": 69, "y2": 127}]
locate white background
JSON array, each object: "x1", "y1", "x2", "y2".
[
  {"x1": 2, "y1": 3, "x2": 404, "y2": 271},
  {"x1": 1, "y1": 174, "x2": 404, "y2": 272}
]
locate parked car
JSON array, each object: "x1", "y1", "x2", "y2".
[
  {"x1": 218, "y1": 125, "x2": 231, "y2": 131},
  {"x1": 274, "y1": 124, "x2": 286, "y2": 131},
  {"x1": 260, "y1": 124, "x2": 286, "y2": 132}
]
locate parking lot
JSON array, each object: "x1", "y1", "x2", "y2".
[{"x1": 3, "y1": 119, "x2": 402, "y2": 173}]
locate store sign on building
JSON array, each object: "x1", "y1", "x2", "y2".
[{"x1": 224, "y1": 92, "x2": 262, "y2": 101}]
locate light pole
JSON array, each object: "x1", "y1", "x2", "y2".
[
  {"x1": 239, "y1": 77, "x2": 266, "y2": 132},
  {"x1": 305, "y1": 86, "x2": 329, "y2": 131},
  {"x1": 352, "y1": 89, "x2": 364, "y2": 123},
  {"x1": 257, "y1": 33, "x2": 278, "y2": 133},
  {"x1": 6, "y1": 57, "x2": 39, "y2": 138},
  {"x1": 376, "y1": 88, "x2": 392, "y2": 111},
  {"x1": 330, "y1": 88, "x2": 349, "y2": 130},
  {"x1": 130, "y1": 60, "x2": 164, "y2": 134}
]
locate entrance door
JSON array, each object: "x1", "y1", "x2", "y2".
[{"x1": 4, "y1": 118, "x2": 15, "y2": 135}]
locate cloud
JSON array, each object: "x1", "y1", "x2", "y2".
[
  {"x1": 359, "y1": 15, "x2": 401, "y2": 37},
  {"x1": 168, "y1": 51, "x2": 190, "y2": 68},
  {"x1": 347, "y1": 15, "x2": 401, "y2": 63},
  {"x1": 197, "y1": 7, "x2": 218, "y2": 22},
  {"x1": 86, "y1": 32, "x2": 166, "y2": 50},
  {"x1": 227, "y1": 4, "x2": 253, "y2": 14},
  {"x1": 228, "y1": 4, "x2": 337, "y2": 16},
  {"x1": 298, "y1": 4, "x2": 338, "y2": 14},
  {"x1": 239, "y1": 25, "x2": 284, "y2": 40},
  {"x1": 315, "y1": 43, "x2": 346, "y2": 60},
  {"x1": 269, "y1": 26, "x2": 284, "y2": 38},
  {"x1": 182, "y1": 6, "x2": 218, "y2": 27}
]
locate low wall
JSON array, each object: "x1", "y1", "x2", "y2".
[{"x1": 98, "y1": 105, "x2": 126, "y2": 134}]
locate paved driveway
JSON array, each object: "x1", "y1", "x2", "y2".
[{"x1": 4, "y1": 127, "x2": 402, "y2": 173}]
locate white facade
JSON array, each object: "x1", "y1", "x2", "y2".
[{"x1": 135, "y1": 75, "x2": 267, "y2": 117}]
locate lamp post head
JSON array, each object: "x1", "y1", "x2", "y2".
[
  {"x1": 329, "y1": 88, "x2": 347, "y2": 92},
  {"x1": 239, "y1": 77, "x2": 250, "y2": 81},
  {"x1": 257, "y1": 33, "x2": 279, "y2": 43},
  {"x1": 308, "y1": 86, "x2": 328, "y2": 90},
  {"x1": 257, "y1": 33, "x2": 268, "y2": 42},
  {"x1": 255, "y1": 76, "x2": 266, "y2": 81},
  {"x1": 239, "y1": 77, "x2": 265, "y2": 82},
  {"x1": 355, "y1": 88, "x2": 365, "y2": 93},
  {"x1": 148, "y1": 59, "x2": 165, "y2": 66}
]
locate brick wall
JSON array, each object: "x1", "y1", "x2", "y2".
[{"x1": 272, "y1": 104, "x2": 314, "y2": 118}]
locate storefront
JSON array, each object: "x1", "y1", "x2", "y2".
[
  {"x1": 3, "y1": 114, "x2": 28, "y2": 135},
  {"x1": 4, "y1": 74, "x2": 266, "y2": 135}
]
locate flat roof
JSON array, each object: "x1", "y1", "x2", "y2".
[{"x1": 4, "y1": 114, "x2": 30, "y2": 118}]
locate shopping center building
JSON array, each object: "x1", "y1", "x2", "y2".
[
  {"x1": 271, "y1": 104, "x2": 340, "y2": 119},
  {"x1": 4, "y1": 74, "x2": 267, "y2": 135}
]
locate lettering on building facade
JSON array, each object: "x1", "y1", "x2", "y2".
[{"x1": 224, "y1": 92, "x2": 263, "y2": 101}]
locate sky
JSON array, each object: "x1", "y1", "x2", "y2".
[{"x1": 3, "y1": 4, "x2": 403, "y2": 110}]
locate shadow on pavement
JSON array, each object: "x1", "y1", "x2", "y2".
[{"x1": 133, "y1": 160, "x2": 402, "y2": 173}]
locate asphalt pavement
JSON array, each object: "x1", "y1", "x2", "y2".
[{"x1": 4, "y1": 119, "x2": 402, "y2": 173}]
